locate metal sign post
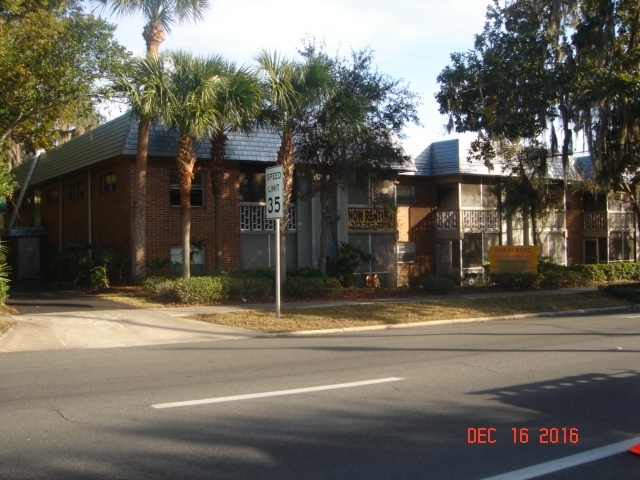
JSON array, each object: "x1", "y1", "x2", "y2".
[{"x1": 265, "y1": 166, "x2": 284, "y2": 318}]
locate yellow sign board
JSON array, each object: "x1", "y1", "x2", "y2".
[
  {"x1": 348, "y1": 207, "x2": 394, "y2": 230},
  {"x1": 489, "y1": 246, "x2": 538, "y2": 274}
]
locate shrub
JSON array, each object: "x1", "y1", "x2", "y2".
[
  {"x1": 142, "y1": 276, "x2": 181, "y2": 301},
  {"x1": 570, "y1": 263, "x2": 640, "y2": 283},
  {"x1": 226, "y1": 273, "x2": 273, "y2": 301},
  {"x1": 0, "y1": 241, "x2": 10, "y2": 303},
  {"x1": 143, "y1": 272, "x2": 274, "y2": 303},
  {"x1": 409, "y1": 275, "x2": 456, "y2": 294},
  {"x1": 285, "y1": 276, "x2": 327, "y2": 298},
  {"x1": 90, "y1": 265, "x2": 110, "y2": 289},
  {"x1": 539, "y1": 269, "x2": 590, "y2": 289},
  {"x1": 174, "y1": 276, "x2": 227, "y2": 303},
  {"x1": 327, "y1": 242, "x2": 376, "y2": 287},
  {"x1": 324, "y1": 277, "x2": 343, "y2": 292},
  {"x1": 490, "y1": 272, "x2": 542, "y2": 289}
]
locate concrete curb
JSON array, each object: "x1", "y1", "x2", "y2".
[{"x1": 277, "y1": 305, "x2": 637, "y2": 337}]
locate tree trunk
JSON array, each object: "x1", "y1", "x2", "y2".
[
  {"x1": 131, "y1": 117, "x2": 149, "y2": 282},
  {"x1": 318, "y1": 178, "x2": 330, "y2": 275},
  {"x1": 210, "y1": 133, "x2": 227, "y2": 272},
  {"x1": 143, "y1": 22, "x2": 165, "y2": 60},
  {"x1": 530, "y1": 203, "x2": 539, "y2": 248},
  {"x1": 277, "y1": 130, "x2": 295, "y2": 283},
  {"x1": 177, "y1": 137, "x2": 195, "y2": 279}
]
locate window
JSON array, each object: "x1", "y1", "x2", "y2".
[
  {"x1": 101, "y1": 173, "x2": 116, "y2": 193},
  {"x1": 239, "y1": 166, "x2": 266, "y2": 203},
  {"x1": 397, "y1": 242, "x2": 416, "y2": 263},
  {"x1": 396, "y1": 185, "x2": 415, "y2": 206},
  {"x1": 170, "y1": 171, "x2": 204, "y2": 207},
  {"x1": 69, "y1": 182, "x2": 84, "y2": 201},
  {"x1": 47, "y1": 189, "x2": 58, "y2": 205},
  {"x1": 170, "y1": 245, "x2": 205, "y2": 273}
]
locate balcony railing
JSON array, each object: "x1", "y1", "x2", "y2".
[
  {"x1": 436, "y1": 209, "x2": 565, "y2": 232},
  {"x1": 436, "y1": 209, "x2": 458, "y2": 230},
  {"x1": 540, "y1": 210, "x2": 565, "y2": 231},
  {"x1": 437, "y1": 209, "x2": 501, "y2": 232},
  {"x1": 460, "y1": 209, "x2": 501, "y2": 232},
  {"x1": 584, "y1": 211, "x2": 635, "y2": 231},
  {"x1": 240, "y1": 203, "x2": 296, "y2": 232}
]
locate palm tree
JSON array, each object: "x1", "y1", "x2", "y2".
[
  {"x1": 165, "y1": 51, "x2": 222, "y2": 278},
  {"x1": 207, "y1": 63, "x2": 262, "y2": 271},
  {"x1": 93, "y1": 0, "x2": 210, "y2": 281},
  {"x1": 93, "y1": 0, "x2": 210, "y2": 59},
  {"x1": 255, "y1": 50, "x2": 334, "y2": 281},
  {"x1": 114, "y1": 55, "x2": 169, "y2": 280}
]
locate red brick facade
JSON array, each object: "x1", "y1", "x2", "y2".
[{"x1": 14, "y1": 156, "x2": 243, "y2": 277}]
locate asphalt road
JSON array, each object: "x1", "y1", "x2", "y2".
[{"x1": 0, "y1": 310, "x2": 638, "y2": 479}]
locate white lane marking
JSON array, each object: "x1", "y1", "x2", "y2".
[
  {"x1": 152, "y1": 377, "x2": 404, "y2": 409},
  {"x1": 481, "y1": 436, "x2": 640, "y2": 480}
]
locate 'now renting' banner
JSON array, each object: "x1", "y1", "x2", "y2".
[{"x1": 489, "y1": 246, "x2": 538, "y2": 274}]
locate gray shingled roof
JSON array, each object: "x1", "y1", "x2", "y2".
[
  {"x1": 11, "y1": 113, "x2": 283, "y2": 188},
  {"x1": 12, "y1": 113, "x2": 413, "y2": 187},
  {"x1": 405, "y1": 138, "x2": 591, "y2": 180}
]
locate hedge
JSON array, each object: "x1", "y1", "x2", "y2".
[{"x1": 142, "y1": 268, "x2": 331, "y2": 303}]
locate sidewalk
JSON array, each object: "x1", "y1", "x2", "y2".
[{"x1": 0, "y1": 286, "x2": 618, "y2": 353}]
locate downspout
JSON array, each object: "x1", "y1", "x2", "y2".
[{"x1": 7, "y1": 153, "x2": 41, "y2": 229}]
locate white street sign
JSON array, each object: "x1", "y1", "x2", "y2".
[{"x1": 265, "y1": 165, "x2": 284, "y2": 220}]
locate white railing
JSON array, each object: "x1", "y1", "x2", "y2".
[
  {"x1": 583, "y1": 212, "x2": 606, "y2": 230},
  {"x1": 437, "y1": 209, "x2": 565, "y2": 232},
  {"x1": 609, "y1": 212, "x2": 635, "y2": 231},
  {"x1": 540, "y1": 210, "x2": 565, "y2": 231},
  {"x1": 436, "y1": 210, "x2": 458, "y2": 230},
  {"x1": 460, "y1": 209, "x2": 501, "y2": 232},
  {"x1": 240, "y1": 203, "x2": 296, "y2": 232},
  {"x1": 584, "y1": 212, "x2": 636, "y2": 231}
]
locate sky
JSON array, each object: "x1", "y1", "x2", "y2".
[{"x1": 97, "y1": 0, "x2": 492, "y2": 158}]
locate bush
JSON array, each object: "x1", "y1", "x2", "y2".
[
  {"x1": 571, "y1": 262, "x2": 640, "y2": 282},
  {"x1": 49, "y1": 244, "x2": 128, "y2": 286},
  {"x1": 142, "y1": 276, "x2": 180, "y2": 300},
  {"x1": 173, "y1": 276, "x2": 227, "y2": 303},
  {"x1": 142, "y1": 272, "x2": 274, "y2": 303},
  {"x1": 409, "y1": 275, "x2": 456, "y2": 294},
  {"x1": 327, "y1": 242, "x2": 376, "y2": 287},
  {"x1": 324, "y1": 277, "x2": 343, "y2": 292},
  {"x1": 539, "y1": 269, "x2": 590, "y2": 289},
  {"x1": 490, "y1": 272, "x2": 542, "y2": 289},
  {"x1": 0, "y1": 241, "x2": 10, "y2": 304},
  {"x1": 226, "y1": 273, "x2": 274, "y2": 301},
  {"x1": 285, "y1": 276, "x2": 327, "y2": 298}
]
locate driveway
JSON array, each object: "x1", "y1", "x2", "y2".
[{"x1": 1, "y1": 283, "x2": 260, "y2": 353}]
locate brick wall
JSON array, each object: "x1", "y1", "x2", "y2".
[
  {"x1": 145, "y1": 157, "x2": 241, "y2": 272},
  {"x1": 61, "y1": 172, "x2": 90, "y2": 249},
  {"x1": 396, "y1": 176, "x2": 437, "y2": 284},
  {"x1": 15, "y1": 156, "x2": 244, "y2": 277},
  {"x1": 90, "y1": 160, "x2": 132, "y2": 259}
]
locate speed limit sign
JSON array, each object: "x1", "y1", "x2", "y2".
[{"x1": 265, "y1": 165, "x2": 283, "y2": 220}]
